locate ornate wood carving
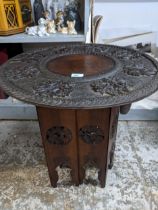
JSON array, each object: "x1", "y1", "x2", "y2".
[
  {"x1": 90, "y1": 78, "x2": 129, "y2": 96},
  {"x1": 79, "y1": 125, "x2": 104, "y2": 144},
  {"x1": 83, "y1": 158, "x2": 99, "y2": 186},
  {"x1": 36, "y1": 107, "x2": 79, "y2": 187},
  {"x1": 46, "y1": 126, "x2": 72, "y2": 145},
  {"x1": 0, "y1": 44, "x2": 158, "y2": 109},
  {"x1": 34, "y1": 80, "x2": 74, "y2": 98}
]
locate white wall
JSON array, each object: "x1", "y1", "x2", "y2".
[
  {"x1": 94, "y1": 1, "x2": 158, "y2": 45},
  {"x1": 94, "y1": 1, "x2": 158, "y2": 110}
]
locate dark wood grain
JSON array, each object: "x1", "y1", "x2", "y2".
[
  {"x1": 47, "y1": 54, "x2": 114, "y2": 76},
  {"x1": 77, "y1": 109, "x2": 111, "y2": 187},
  {"x1": 36, "y1": 106, "x2": 79, "y2": 187},
  {"x1": 36, "y1": 106, "x2": 118, "y2": 188}
]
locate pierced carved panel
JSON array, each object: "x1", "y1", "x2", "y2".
[
  {"x1": 79, "y1": 126, "x2": 104, "y2": 144},
  {"x1": 46, "y1": 126, "x2": 72, "y2": 145},
  {"x1": 83, "y1": 157, "x2": 99, "y2": 186},
  {"x1": 56, "y1": 164, "x2": 72, "y2": 186}
]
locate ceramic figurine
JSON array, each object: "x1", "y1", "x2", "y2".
[
  {"x1": 65, "y1": 0, "x2": 81, "y2": 10},
  {"x1": 46, "y1": 0, "x2": 52, "y2": 20},
  {"x1": 25, "y1": 18, "x2": 49, "y2": 36},
  {"x1": 60, "y1": 27, "x2": 68, "y2": 34},
  {"x1": 44, "y1": 10, "x2": 50, "y2": 21},
  {"x1": 37, "y1": 18, "x2": 49, "y2": 36},
  {"x1": 33, "y1": 0, "x2": 45, "y2": 25},
  {"x1": 38, "y1": 17, "x2": 48, "y2": 26},
  {"x1": 64, "y1": 6, "x2": 82, "y2": 32},
  {"x1": 25, "y1": 26, "x2": 38, "y2": 35},
  {"x1": 67, "y1": 20, "x2": 77, "y2": 35},
  {"x1": 65, "y1": 0, "x2": 80, "y2": 10},
  {"x1": 47, "y1": 20, "x2": 56, "y2": 34},
  {"x1": 55, "y1": 10, "x2": 64, "y2": 32},
  {"x1": 46, "y1": 0, "x2": 56, "y2": 20}
]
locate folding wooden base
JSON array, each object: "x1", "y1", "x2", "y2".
[{"x1": 36, "y1": 106, "x2": 119, "y2": 188}]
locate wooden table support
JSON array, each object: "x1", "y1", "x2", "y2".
[{"x1": 36, "y1": 106, "x2": 120, "y2": 188}]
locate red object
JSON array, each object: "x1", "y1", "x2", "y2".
[
  {"x1": 0, "y1": 48, "x2": 8, "y2": 64},
  {"x1": 0, "y1": 48, "x2": 8, "y2": 99}
]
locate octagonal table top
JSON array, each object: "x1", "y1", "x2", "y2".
[{"x1": 0, "y1": 44, "x2": 158, "y2": 109}]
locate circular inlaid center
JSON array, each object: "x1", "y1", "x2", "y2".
[{"x1": 47, "y1": 54, "x2": 115, "y2": 77}]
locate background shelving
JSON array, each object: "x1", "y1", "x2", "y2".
[{"x1": 0, "y1": 0, "x2": 91, "y2": 44}]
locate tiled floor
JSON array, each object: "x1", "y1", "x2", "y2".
[{"x1": 0, "y1": 121, "x2": 157, "y2": 210}]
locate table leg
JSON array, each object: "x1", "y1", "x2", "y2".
[
  {"x1": 36, "y1": 107, "x2": 79, "y2": 187},
  {"x1": 108, "y1": 107, "x2": 119, "y2": 169},
  {"x1": 36, "y1": 107, "x2": 120, "y2": 188},
  {"x1": 108, "y1": 105, "x2": 131, "y2": 169},
  {"x1": 77, "y1": 109, "x2": 111, "y2": 188}
]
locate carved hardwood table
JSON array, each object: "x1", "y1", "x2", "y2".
[{"x1": 0, "y1": 44, "x2": 158, "y2": 188}]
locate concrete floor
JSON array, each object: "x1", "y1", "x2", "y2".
[{"x1": 0, "y1": 121, "x2": 157, "y2": 210}]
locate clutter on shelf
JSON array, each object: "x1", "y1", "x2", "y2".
[
  {"x1": 25, "y1": 18, "x2": 50, "y2": 36},
  {"x1": 0, "y1": 0, "x2": 82, "y2": 37},
  {"x1": 26, "y1": 0, "x2": 81, "y2": 36}
]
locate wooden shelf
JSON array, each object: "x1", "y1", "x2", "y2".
[{"x1": 0, "y1": 32, "x2": 86, "y2": 43}]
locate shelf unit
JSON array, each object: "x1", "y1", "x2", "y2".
[{"x1": 0, "y1": 0, "x2": 91, "y2": 43}]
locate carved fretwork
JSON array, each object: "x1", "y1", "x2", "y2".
[
  {"x1": 51, "y1": 157, "x2": 71, "y2": 186},
  {"x1": 46, "y1": 126, "x2": 72, "y2": 145},
  {"x1": 79, "y1": 126, "x2": 104, "y2": 144},
  {"x1": 53, "y1": 156, "x2": 70, "y2": 166},
  {"x1": 83, "y1": 157, "x2": 99, "y2": 186},
  {"x1": 56, "y1": 165, "x2": 72, "y2": 185}
]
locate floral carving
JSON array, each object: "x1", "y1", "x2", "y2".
[
  {"x1": 46, "y1": 126, "x2": 72, "y2": 145},
  {"x1": 90, "y1": 78, "x2": 129, "y2": 96},
  {"x1": 34, "y1": 80, "x2": 74, "y2": 98},
  {"x1": 12, "y1": 65, "x2": 40, "y2": 80},
  {"x1": 123, "y1": 66, "x2": 157, "y2": 77},
  {"x1": 79, "y1": 126, "x2": 104, "y2": 144}
]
